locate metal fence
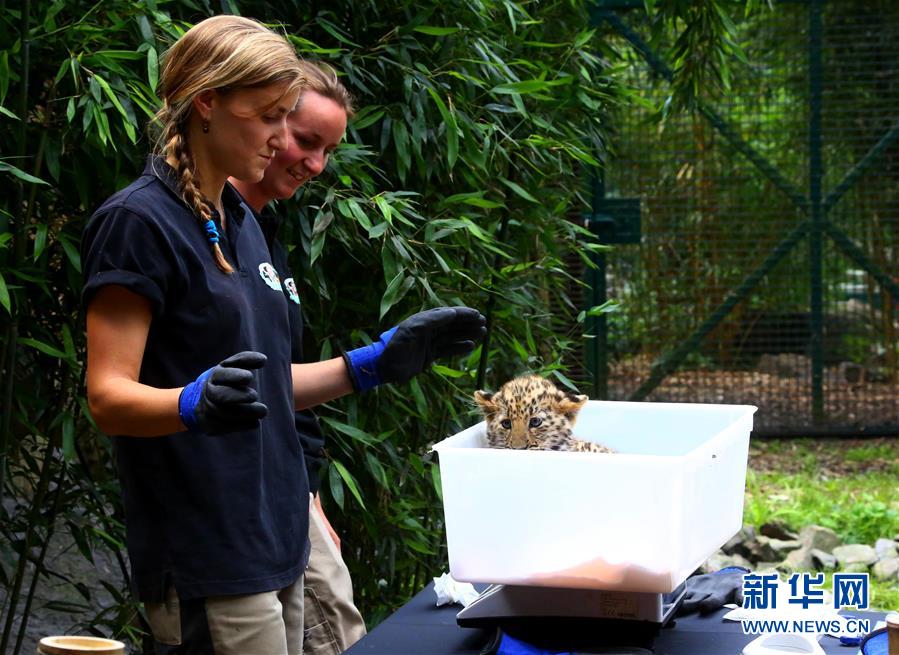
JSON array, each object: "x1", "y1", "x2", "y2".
[{"x1": 580, "y1": 0, "x2": 899, "y2": 435}]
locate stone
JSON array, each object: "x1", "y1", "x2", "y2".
[
  {"x1": 842, "y1": 562, "x2": 872, "y2": 574},
  {"x1": 760, "y1": 521, "x2": 799, "y2": 541},
  {"x1": 810, "y1": 549, "x2": 837, "y2": 571},
  {"x1": 875, "y1": 538, "x2": 898, "y2": 560},
  {"x1": 757, "y1": 535, "x2": 803, "y2": 561},
  {"x1": 754, "y1": 564, "x2": 781, "y2": 577},
  {"x1": 701, "y1": 551, "x2": 753, "y2": 574},
  {"x1": 871, "y1": 557, "x2": 899, "y2": 582},
  {"x1": 781, "y1": 547, "x2": 814, "y2": 572},
  {"x1": 799, "y1": 525, "x2": 842, "y2": 553},
  {"x1": 722, "y1": 525, "x2": 757, "y2": 560},
  {"x1": 833, "y1": 544, "x2": 878, "y2": 568}
]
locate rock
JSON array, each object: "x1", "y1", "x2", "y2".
[
  {"x1": 833, "y1": 544, "x2": 878, "y2": 568},
  {"x1": 760, "y1": 521, "x2": 799, "y2": 541},
  {"x1": 837, "y1": 361, "x2": 866, "y2": 384},
  {"x1": 810, "y1": 549, "x2": 837, "y2": 571},
  {"x1": 722, "y1": 525, "x2": 757, "y2": 559},
  {"x1": 781, "y1": 547, "x2": 814, "y2": 572},
  {"x1": 758, "y1": 353, "x2": 810, "y2": 379},
  {"x1": 701, "y1": 551, "x2": 753, "y2": 573},
  {"x1": 875, "y1": 538, "x2": 898, "y2": 560},
  {"x1": 757, "y1": 535, "x2": 803, "y2": 561},
  {"x1": 842, "y1": 562, "x2": 872, "y2": 574},
  {"x1": 799, "y1": 525, "x2": 842, "y2": 553},
  {"x1": 871, "y1": 557, "x2": 899, "y2": 582},
  {"x1": 754, "y1": 564, "x2": 781, "y2": 576}
]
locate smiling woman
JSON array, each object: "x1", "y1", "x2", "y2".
[{"x1": 233, "y1": 62, "x2": 352, "y2": 212}]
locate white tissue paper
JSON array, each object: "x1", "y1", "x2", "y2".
[{"x1": 433, "y1": 572, "x2": 480, "y2": 607}]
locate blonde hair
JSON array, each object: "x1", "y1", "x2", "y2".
[
  {"x1": 154, "y1": 15, "x2": 304, "y2": 273},
  {"x1": 298, "y1": 60, "x2": 355, "y2": 118}
]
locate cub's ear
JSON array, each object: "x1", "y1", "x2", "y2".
[
  {"x1": 554, "y1": 392, "x2": 588, "y2": 422},
  {"x1": 473, "y1": 390, "x2": 496, "y2": 415}
]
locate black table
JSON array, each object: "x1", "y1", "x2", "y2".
[{"x1": 345, "y1": 583, "x2": 883, "y2": 654}]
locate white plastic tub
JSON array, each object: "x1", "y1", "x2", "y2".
[{"x1": 432, "y1": 400, "x2": 756, "y2": 593}]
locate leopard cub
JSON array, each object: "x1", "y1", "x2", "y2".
[{"x1": 473, "y1": 375, "x2": 613, "y2": 453}]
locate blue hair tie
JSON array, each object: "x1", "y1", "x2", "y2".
[{"x1": 203, "y1": 219, "x2": 220, "y2": 244}]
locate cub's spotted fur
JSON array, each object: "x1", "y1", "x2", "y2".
[{"x1": 474, "y1": 375, "x2": 613, "y2": 453}]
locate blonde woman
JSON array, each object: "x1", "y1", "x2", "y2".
[
  {"x1": 82, "y1": 16, "x2": 310, "y2": 654},
  {"x1": 229, "y1": 62, "x2": 486, "y2": 654}
]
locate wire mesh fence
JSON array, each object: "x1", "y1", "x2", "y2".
[{"x1": 582, "y1": 0, "x2": 899, "y2": 435}]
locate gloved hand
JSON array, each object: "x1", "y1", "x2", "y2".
[
  {"x1": 678, "y1": 567, "x2": 748, "y2": 616},
  {"x1": 178, "y1": 351, "x2": 269, "y2": 435},
  {"x1": 343, "y1": 307, "x2": 486, "y2": 392}
]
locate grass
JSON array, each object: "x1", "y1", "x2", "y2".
[{"x1": 743, "y1": 438, "x2": 899, "y2": 611}]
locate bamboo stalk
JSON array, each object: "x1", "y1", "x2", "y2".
[{"x1": 12, "y1": 463, "x2": 66, "y2": 655}]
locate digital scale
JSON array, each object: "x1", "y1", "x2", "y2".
[{"x1": 456, "y1": 581, "x2": 688, "y2": 652}]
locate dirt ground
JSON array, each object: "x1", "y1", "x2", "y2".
[
  {"x1": 607, "y1": 357, "x2": 899, "y2": 434},
  {"x1": 748, "y1": 435, "x2": 899, "y2": 476}
]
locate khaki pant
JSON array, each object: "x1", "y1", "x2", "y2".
[
  {"x1": 303, "y1": 499, "x2": 366, "y2": 654},
  {"x1": 146, "y1": 574, "x2": 305, "y2": 655}
]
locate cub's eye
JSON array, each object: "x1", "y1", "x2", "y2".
[
  {"x1": 529, "y1": 417, "x2": 543, "y2": 428},
  {"x1": 500, "y1": 419, "x2": 512, "y2": 429}
]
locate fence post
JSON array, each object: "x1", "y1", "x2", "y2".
[{"x1": 808, "y1": 0, "x2": 825, "y2": 424}]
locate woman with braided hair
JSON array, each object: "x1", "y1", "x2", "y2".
[
  {"x1": 83, "y1": 15, "x2": 487, "y2": 654},
  {"x1": 81, "y1": 15, "x2": 310, "y2": 654}
]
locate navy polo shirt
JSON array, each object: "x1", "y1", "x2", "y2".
[
  {"x1": 82, "y1": 156, "x2": 309, "y2": 602},
  {"x1": 255, "y1": 207, "x2": 327, "y2": 495}
]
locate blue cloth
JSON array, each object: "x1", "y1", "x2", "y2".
[{"x1": 497, "y1": 633, "x2": 571, "y2": 655}]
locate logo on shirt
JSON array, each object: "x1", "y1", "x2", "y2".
[
  {"x1": 258, "y1": 263, "x2": 281, "y2": 291},
  {"x1": 283, "y1": 277, "x2": 301, "y2": 305}
]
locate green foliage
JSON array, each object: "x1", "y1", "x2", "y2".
[
  {"x1": 0, "y1": 0, "x2": 754, "y2": 650},
  {"x1": 744, "y1": 438, "x2": 899, "y2": 611},
  {"x1": 745, "y1": 469, "x2": 899, "y2": 544}
]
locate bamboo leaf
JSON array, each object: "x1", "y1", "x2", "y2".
[
  {"x1": 0, "y1": 272, "x2": 9, "y2": 314},
  {"x1": 499, "y1": 177, "x2": 540, "y2": 204},
  {"x1": 332, "y1": 459, "x2": 366, "y2": 509},
  {"x1": 379, "y1": 270, "x2": 406, "y2": 320},
  {"x1": 147, "y1": 46, "x2": 158, "y2": 91},
  {"x1": 19, "y1": 338, "x2": 69, "y2": 359},
  {"x1": 426, "y1": 87, "x2": 458, "y2": 169},
  {"x1": 328, "y1": 462, "x2": 345, "y2": 510},
  {"x1": 33, "y1": 223, "x2": 48, "y2": 260},
  {"x1": 413, "y1": 26, "x2": 461, "y2": 36},
  {"x1": 0, "y1": 161, "x2": 49, "y2": 185},
  {"x1": 59, "y1": 235, "x2": 82, "y2": 272},
  {"x1": 319, "y1": 417, "x2": 378, "y2": 445},
  {"x1": 0, "y1": 50, "x2": 8, "y2": 103}
]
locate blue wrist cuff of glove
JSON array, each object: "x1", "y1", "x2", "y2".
[
  {"x1": 178, "y1": 367, "x2": 213, "y2": 433},
  {"x1": 345, "y1": 327, "x2": 397, "y2": 392}
]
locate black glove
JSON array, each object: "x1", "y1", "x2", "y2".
[
  {"x1": 343, "y1": 307, "x2": 487, "y2": 391},
  {"x1": 678, "y1": 567, "x2": 748, "y2": 616},
  {"x1": 178, "y1": 351, "x2": 269, "y2": 435}
]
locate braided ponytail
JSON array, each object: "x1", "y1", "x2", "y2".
[
  {"x1": 163, "y1": 124, "x2": 234, "y2": 273},
  {"x1": 151, "y1": 16, "x2": 304, "y2": 275}
]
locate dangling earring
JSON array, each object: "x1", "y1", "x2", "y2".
[{"x1": 202, "y1": 119, "x2": 210, "y2": 134}]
